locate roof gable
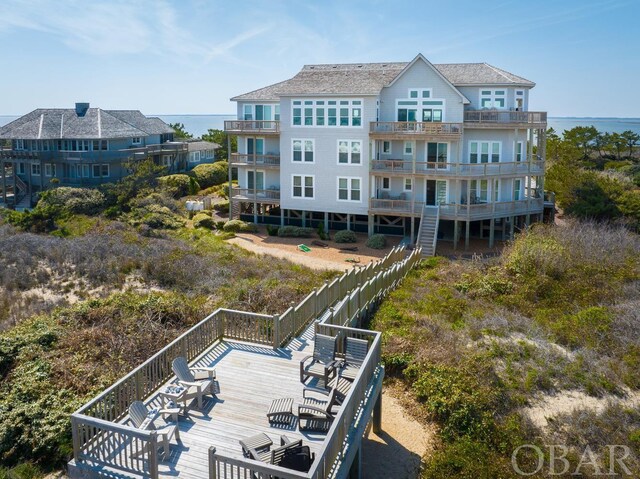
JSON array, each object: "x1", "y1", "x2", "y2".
[{"x1": 386, "y1": 54, "x2": 470, "y2": 104}]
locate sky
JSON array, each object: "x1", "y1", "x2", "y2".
[{"x1": 0, "y1": 0, "x2": 638, "y2": 117}]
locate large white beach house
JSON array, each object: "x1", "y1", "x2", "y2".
[{"x1": 225, "y1": 54, "x2": 551, "y2": 253}]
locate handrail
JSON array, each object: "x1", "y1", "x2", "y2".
[
  {"x1": 369, "y1": 121, "x2": 462, "y2": 136},
  {"x1": 224, "y1": 120, "x2": 280, "y2": 133},
  {"x1": 432, "y1": 205, "x2": 440, "y2": 255},
  {"x1": 230, "y1": 153, "x2": 280, "y2": 166},
  {"x1": 230, "y1": 187, "x2": 281, "y2": 201},
  {"x1": 370, "y1": 159, "x2": 544, "y2": 176},
  {"x1": 463, "y1": 110, "x2": 547, "y2": 125}
]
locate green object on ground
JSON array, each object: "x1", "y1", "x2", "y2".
[{"x1": 298, "y1": 244, "x2": 311, "y2": 252}]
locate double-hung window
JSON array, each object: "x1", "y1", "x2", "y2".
[
  {"x1": 293, "y1": 175, "x2": 314, "y2": 199},
  {"x1": 514, "y1": 179, "x2": 522, "y2": 201},
  {"x1": 337, "y1": 177, "x2": 361, "y2": 201},
  {"x1": 338, "y1": 140, "x2": 361, "y2": 164},
  {"x1": 515, "y1": 141, "x2": 524, "y2": 162},
  {"x1": 132, "y1": 137, "x2": 141, "y2": 145},
  {"x1": 404, "y1": 141, "x2": 413, "y2": 156},
  {"x1": 382, "y1": 141, "x2": 391, "y2": 154},
  {"x1": 292, "y1": 139, "x2": 314, "y2": 162},
  {"x1": 404, "y1": 178, "x2": 412, "y2": 191},
  {"x1": 93, "y1": 164, "x2": 109, "y2": 178},
  {"x1": 31, "y1": 163, "x2": 41, "y2": 176},
  {"x1": 44, "y1": 163, "x2": 55, "y2": 177},
  {"x1": 470, "y1": 141, "x2": 501, "y2": 163}
]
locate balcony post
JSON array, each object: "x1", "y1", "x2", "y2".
[
  {"x1": 373, "y1": 389, "x2": 382, "y2": 434},
  {"x1": 465, "y1": 220, "x2": 470, "y2": 251},
  {"x1": 453, "y1": 220, "x2": 459, "y2": 250},
  {"x1": 489, "y1": 218, "x2": 495, "y2": 248},
  {"x1": 1, "y1": 160, "x2": 6, "y2": 205},
  {"x1": 227, "y1": 135, "x2": 233, "y2": 220}
]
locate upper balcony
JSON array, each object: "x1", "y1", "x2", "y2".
[
  {"x1": 230, "y1": 153, "x2": 280, "y2": 169},
  {"x1": 370, "y1": 158, "x2": 545, "y2": 178},
  {"x1": 463, "y1": 110, "x2": 547, "y2": 129},
  {"x1": 224, "y1": 120, "x2": 280, "y2": 135},
  {"x1": 231, "y1": 186, "x2": 280, "y2": 204},
  {"x1": 369, "y1": 122, "x2": 462, "y2": 141}
]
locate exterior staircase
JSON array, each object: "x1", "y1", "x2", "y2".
[
  {"x1": 416, "y1": 205, "x2": 440, "y2": 256},
  {"x1": 230, "y1": 200, "x2": 240, "y2": 219}
]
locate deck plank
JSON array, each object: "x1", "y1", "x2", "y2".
[{"x1": 118, "y1": 324, "x2": 343, "y2": 479}]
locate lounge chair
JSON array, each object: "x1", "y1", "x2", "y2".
[
  {"x1": 339, "y1": 337, "x2": 369, "y2": 382},
  {"x1": 172, "y1": 357, "x2": 216, "y2": 409},
  {"x1": 128, "y1": 401, "x2": 180, "y2": 460},
  {"x1": 298, "y1": 388, "x2": 340, "y2": 431},
  {"x1": 246, "y1": 435, "x2": 303, "y2": 465},
  {"x1": 299, "y1": 334, "x2": 340, "y2": 386}
]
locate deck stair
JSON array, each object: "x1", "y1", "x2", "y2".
[{"x1": 416, "y1": 205, "x2": 440, "y2": 256}]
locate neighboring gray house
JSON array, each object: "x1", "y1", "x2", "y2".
[
  {"x1": 225, "y1": 53, "x2": 552, "y2": 253},
  {"x1": 0, "y1": 103, "x2": 219, "y2": 208}
]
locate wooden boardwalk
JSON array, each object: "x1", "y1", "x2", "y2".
[{"x1": 134, "y1": 325, "x2": 336, "y2": 479}]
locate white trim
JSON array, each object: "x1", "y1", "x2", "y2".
[
  {"x1": 514, "y1": 141, "x2": 524, "y2": 162},
  {"x1": 403, "y1": 177, "x2": 412, "y2": 192},
  {"x1": 132, "y1": 137, "x2": 141, "y2": 145},
  {"x1": 403, "y1": 141, "x2": 413, "y2": 156},
  {"x1": 479, "y1": 88, "x2": 507, "y2": 110},
  {"x1": 291, "y1": 138, "x2": 315, "y2": 163},
  {"x1": 336, "y1": 176, "x2": 362, "y2": 203},
  {"x1": 291, "y1": 174, "x2": 315, "y2": 199}
]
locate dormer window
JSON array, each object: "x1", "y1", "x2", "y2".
[{"x1": 132, "y1": 137, "x2": 141, "y2": 145}]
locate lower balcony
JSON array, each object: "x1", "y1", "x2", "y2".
[
  {"x1": 231, "y1": 187, "x2": 280, "y2": 204},
  {"x1": 230, "y1": 153, "x2": 280, "y2": 168},
  {"x1": 368, "y1": 197, "x2": 544, "y2": 220}
]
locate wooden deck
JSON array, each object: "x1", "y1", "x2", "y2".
[{"x1": 133, "y1": 326, "x2": 336, "y2": 479}]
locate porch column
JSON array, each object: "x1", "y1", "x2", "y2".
[
  {"x1": 373, "y1": 391, "x2": 382, "y2": 434},
  {"x1": 349, "y1": 444, "x2": 362, "y2": 479},
  {"x1": 280, "y1": 208, "x2": 285, "y2": 227},
  {"x1": 347, "y1": 214, "x2": 351, "y2": 230},
  {"x1": 465, "y1": 220, "x2": 470, "y2": 250},
  {"x1": 453, "y1": 220, "x2": 459, "y2": 250},
  {"x1": 489, "y1": 218, "x2": 495, "y2": 248},
  {"x1": 227, "y1": 135, "x2": 233, "y2": 219},
  {"x1": 368, "y1": 214, "x2": 374, "y2": 236},
  {"x1": 302, "y1": 210, "x2": 306, "y2": 228},
  {"x1": 410, "y1": 215, "x2": 415, "y2": 245},
  {"x1": 324, "y1": 212, "x2": 329, "y2": 233},
  {"x1": 510, "y1": 216, "x2": 515, "y2": 239}
]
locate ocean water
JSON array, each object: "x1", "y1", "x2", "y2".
[{"x1": 1, "y1": 114, "x2": 639, "y2": 138}]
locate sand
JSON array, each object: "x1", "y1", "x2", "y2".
[
  {"x1": 362, "y1": 388, "x2": 436, "y2": 479},
  {"x1": 227, "y1": 229, "x2": 402, "y2": 271}
]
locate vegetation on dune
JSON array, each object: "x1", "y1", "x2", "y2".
[
  {"x1": 191, "y1": 161, "x2": 228, "y2": 189},
  {"x1": 373, "y1": 221, "x2": 640, "y2": 477},
  {"x1": 546, "y1": 126, "x2": 640, "y2": 230}
]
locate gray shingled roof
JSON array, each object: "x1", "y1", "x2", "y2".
[
  {"x1": 185, "y1": 140, "x2": 220, "y2": 151},
  {"x1": 0, "y1": 107, "x2": 175, "y2": 140},
  {"x1": 231, "y1": 59, "x2": 534, "y2": 101}
]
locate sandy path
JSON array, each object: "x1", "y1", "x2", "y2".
[{"x1": 362, "y1": 389, "x2": 435, "y2": 479}]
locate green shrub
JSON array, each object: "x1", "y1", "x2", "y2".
[
  {"x1": 266, "y1": 224, "x2": 279, "y2": 236},
  {"x1": 277, "y1": 226, "x2": 314, "y2": 237},
  {"x1": 317, "y1": 222, "x2": 329, "y2": 240},
  {"x1": 366, "y1": 234, "x2": 386, "y2": 249},
  {"x1": 158, "y1": 174, "x2": 199, "y2": 198},
  {"x1": 334, "y1": 229, "x2": 357, "y2": 243},
  {"x1": 215, "y1": 220, "x2": 226, "y2": 230},
  {"x1": 223, "y1": 219, "x2": 258, "y2": 233},
  {"x1": 192, "y1": 213, "x2": 215, "y2": 229},
  {"x1": 191, "y1": 162, "x2": 228, "y2": 189},
  {"x1": 37, "y1": 187, "x2": 105, "y2": 216},
  {"x1": 130, "y1": 192, "x2": 182, "y2": 213},
  {"x1": 127, "y1": 204, "x2": 186, "y2": 229},
  {"x1": 213, "y1": 201, "x2": 229, "y2": 214}
]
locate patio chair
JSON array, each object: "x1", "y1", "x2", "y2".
[
  {"x1": 298, "y1": 388, "x2": 340, "y2": 431},
  {"x1": 128, "y1": 401, "x2": 180, "y2": 460},
  {"x1": 299, "y1": 334, "x2": 340, "y2": 386},
  {"x1": 339, "y1": 337, "x2": 369, "y2": 382},
  {"x1": 247, "y1": 435, "x2": 303, "y2": 465},
  {"x1": 172, "y1": 356, "x2": 216, "y2": 409}
]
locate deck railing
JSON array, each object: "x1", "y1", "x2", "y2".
[
  {"x1": 230, "y1": 153, "x2": 280, "y2": 167},
  {"x1": 370, "y1": 159, "x2": 545, "y2": 176},
  {"x1": 224, "y1": 120, "x2": 280, "y2": 134},
  {"x1": 71, "y1": 246, "x2": 419, "y2": 479},
  {"x1": 369, "y1": 121, "x2": 462, "y2": 137},
  {"x1": 463, "y1": 110, "x2": 547, "y2": 125},
  {"x1": 369, "y1": 198, "x2": 545, "y2": 219},
  {"x1": 230, "y1": 187, "x2": 281, "y2": 202}
]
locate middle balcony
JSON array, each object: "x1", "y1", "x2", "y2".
[
  {"x1": 369, "y1": 121, "x2": 462, "y2": 141},
  {"x1": 230, "y1": 153, "x2": 280, "y2": 169}
]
